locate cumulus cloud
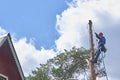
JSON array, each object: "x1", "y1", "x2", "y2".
[
  {"x1": 55, "y1": 0, "x2": 120, "y2": 79},
  {"x1": 0, "y1": 27, "x2": 56, "y2": 76},
  {"x1": 0, "y1": 27, "x2": 7, "y2": 35},
  {"x1": 13, "y1": 37, "x2": 56, "y2": 76},
  {"x1": 56, "y1": 0, "x2": 120, "y2": 50}
]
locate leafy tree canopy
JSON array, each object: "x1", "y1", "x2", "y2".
[{"x1": 27, "y1": 47, "x2": 90, "y2": 80}]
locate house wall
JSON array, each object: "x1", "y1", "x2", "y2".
[{"x1": 0, "y1": 40, "x2": 22, "y2": 80}]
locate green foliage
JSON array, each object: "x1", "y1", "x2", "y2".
[
  {"x1": 51, "y1": 47, "x2": 90, "y2": 79},
  {"x1": 26, "y1": 64, "x2": 50, "y2": 80},
  {"x1": 27, "y1": 47, "x2": 90, "y2": 80}
]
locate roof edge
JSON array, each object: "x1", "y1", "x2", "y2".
[
  {"x1": 0, "y1": 33, "x2": 9, "y2": 48},
  {"x1": 6, "y1": 33, "x2": 25, "y2": 80},
  {"x1": 0, "y1": 33, "x2": 9, "y2": 39}
]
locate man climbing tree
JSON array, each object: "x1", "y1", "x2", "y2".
[{"x1": 91, "y1": 32, "x2": 106, "y2": 63}]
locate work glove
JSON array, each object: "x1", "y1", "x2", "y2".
[{"x1": 94, "y1": 32, "x2": 97, "y2": 35}]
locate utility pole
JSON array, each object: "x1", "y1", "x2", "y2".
[{"x1": 88, "y1": 20, "x2": 96, "y2": 80}]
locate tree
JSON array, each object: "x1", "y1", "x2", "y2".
[
  {"x1": 51, "y1": 47, "x2": 90, "y2": 79},
  {"x1": 27, "y1": 47, "x2": 90, "y2": 80},
  {"x1": 26, "y1": 64, "x2": 50, "y2": 80}
]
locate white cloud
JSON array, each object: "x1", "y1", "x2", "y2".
[
  {"x1": 13, "y1": 37, "x2": 56, "y2": 76},
  {"x1": 0, "y1": 27, "x2": 56, "y2": 76},
  {"x1": 0, "y1": 27, "x2": 7, "y2": 35},
  {"x1": 55, "y1": 0, "x2": 120, "y2": 79}
]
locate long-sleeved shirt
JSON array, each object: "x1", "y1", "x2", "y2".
[{"x1": 95, "y1": 33, "x2": 106, "y2": 46}]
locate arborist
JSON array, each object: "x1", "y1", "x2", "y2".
[{"x1": 91, "y1": 32, "x2": 107, "y2": 63}]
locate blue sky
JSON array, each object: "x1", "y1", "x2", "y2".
[
  {"x1": 0, "y1": 0, "x2": 71, "y2": 49},
  {"x1": 0, "y1": 0, "x2": 120, "y2": 80}
]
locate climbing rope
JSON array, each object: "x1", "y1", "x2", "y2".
[
  {"x1": 101, "y1": 52, "x2": 109, "y2": 80},
  {"x1": 96, "y1": 51, "x2": 109, "y2": 80}
]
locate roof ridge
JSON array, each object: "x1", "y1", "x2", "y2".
[{"x1": 0, "y1": 33, "x2": 9, "y2": 39}]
